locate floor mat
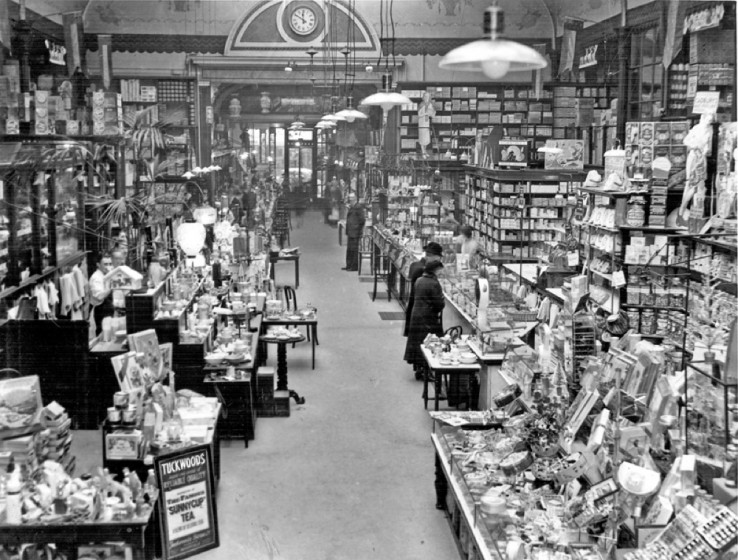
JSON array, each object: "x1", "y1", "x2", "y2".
[{"x1": 378, "y1": 311, "x2": 406, "y2": 321}]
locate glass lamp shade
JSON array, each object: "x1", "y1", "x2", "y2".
[
  {"x1": 176, "y1": 222, "x2": 206, "y2": 257},
  {"x1": 335, "y1": 107, "x2": 368, "y2": 122},
  {"x1": 439, "y1": 6, "x2": 547, "y2": 79},
  {"x1": 322, "y1": 113, "x2": 346, "y2": 122},
  {"x1": 440, "y1": 38, "x2": 547, "y2": 77},
  {"x1": 193, "y1": 205, "x2": 217, "y2": 225},
  {"x1": 361, "y1": 91, "x2": 412, "y2": 113}
]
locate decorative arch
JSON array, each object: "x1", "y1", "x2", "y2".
[{"x1": 225, "y1": 0, "x2": 379, "y2": 56}]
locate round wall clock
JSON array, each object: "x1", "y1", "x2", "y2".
[{"x1": 290, "y1": 6, "x2": 317, "y2": 35}]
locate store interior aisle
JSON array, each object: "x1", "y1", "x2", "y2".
[{"x1": 74, "y1": 210, "x2": 459, "y2": 560}]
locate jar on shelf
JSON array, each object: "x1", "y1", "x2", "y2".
[{"x1": 626, "y1": 196, "x2": 647, "y2": 227}]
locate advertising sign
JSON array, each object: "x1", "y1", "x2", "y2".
[{"x1": 156, "y1": 445, "x2": 219, "y2": 560}]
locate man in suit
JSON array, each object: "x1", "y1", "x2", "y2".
[{"x1": 342, "y1": 193, "x2": 365, "y2": 271}]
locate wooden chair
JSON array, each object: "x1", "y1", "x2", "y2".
[
  {"x1": 282, "y1": 286, "x2": 310, "y2": 344},
  {"x1": 357, "y1": 235, "x2": 374, "y2": 276}
]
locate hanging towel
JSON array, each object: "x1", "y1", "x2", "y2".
[
  {"x1": 47, "y1": 279, "x2": 59, "y2": 308},
  {"x1": 72, "y1": 265, "x2": 88, "y2": 304},
  {"x1": 35, "y1": 285, "x2": 50, "y2": 318},
  {"x1": 59, "y1": 273, "x2": 78, "y2": 316}
]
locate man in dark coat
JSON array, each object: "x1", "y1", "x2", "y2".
[
  {"x1": 403, "y1": 259, "x2": 445, "y2": 374},
  {"x1": 404, "y1": 241, "x2": 444, "y2": 336},
  {"x1": 342, "y1": 193, "x2": 365, "y2": 271}
]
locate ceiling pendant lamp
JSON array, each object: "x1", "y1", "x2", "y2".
[
  {"x1": 439, "y1": 4, "x2": 548, "y2": 79},
  {"x1": 335, "y1": 96, "x2": 367, "y2": 123},
  {"x1": 361, "y1": 73, "x2": 412, "y2": 112}
]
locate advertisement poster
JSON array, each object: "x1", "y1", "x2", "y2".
[{"x1": 156, "y1": 445, "x2": 219, "y2": 560}]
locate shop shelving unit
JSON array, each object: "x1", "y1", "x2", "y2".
[
  {"x1": 465, "y1": 167, "x2": 586, "y2": 261},
  {"x1": 398, "y1": 82, "x2": 616, "y2": 161}
]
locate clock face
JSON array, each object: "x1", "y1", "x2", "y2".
[{"x1": 290, "y1": 7, "x2": 317, "y2": 35}]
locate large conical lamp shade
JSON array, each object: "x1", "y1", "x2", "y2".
[
  {"x1": 322, "y1": 113, "x2": 346, "y2": 122},
  {"x1": 176, "y1": 222, "x2": 206, "y2": 257},
  {"x1": 361, "y1": 74, "x2": 412, "y2": 112},
  {"x1": 439, "y1": 6, "x2": 547, "y2": 79},
  {"x1": 335, "y1": 96, "x2": 368, "y2": 123}
]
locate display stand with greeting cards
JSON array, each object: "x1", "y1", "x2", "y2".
[{"x1": 103, "y1": 329, "x2": 221, "y2": 484}]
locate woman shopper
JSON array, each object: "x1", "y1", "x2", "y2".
[
  {"x1": 403, "y1": 242, "x2": 444, "y2": 378},
  {"x1": 403, "y1": 259, "x2": 445, "y2": 378}
]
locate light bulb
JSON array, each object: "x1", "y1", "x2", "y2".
[
  {"x1": 481, "y1": 58, "x2": 510, "y2": 79},
  {"x1": 346, "y1": 115, "x2": 355, "y2": 123}
]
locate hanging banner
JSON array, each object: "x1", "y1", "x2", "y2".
[
  {"x1": 663, "y1": 1, "x2": 688, "y2": 69},
  {"x1": 558, "y1": 19, "x2": 583, "y2": 78},
  {"x1": 156, "y1": 444, "x2": 220, "y2": 560},
  {"x1": 98, "y1": 34, "x2": 113, "y2": 90},
  {"x1": 63, "y1": 11, "x2": 85, "y2": 76}
]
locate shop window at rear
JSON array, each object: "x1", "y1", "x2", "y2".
[{"x1": 629, "y1": 27, "x2": 664, "y2": 121}]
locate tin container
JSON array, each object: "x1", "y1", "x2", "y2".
[
  {"x1": 122, "y1": 406, "x2": 137, "y2": 424},
  {"x1": 113, "y1": 391, "x2": 129, "y2": 409},
  {"x1": 107, "y1": 407, "x2": 121, "y2": 423}
]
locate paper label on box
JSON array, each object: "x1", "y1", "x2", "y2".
[{"x1": 612, "y1": 270, "x2": 627, "y2": 288}]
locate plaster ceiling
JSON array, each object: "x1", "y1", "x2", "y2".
[{"x1": 80, "y1": 0, "x2": 656, "y2": 39}]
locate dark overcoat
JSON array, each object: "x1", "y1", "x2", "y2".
[
  {"x1": 403, "y1": 271, "x2": 445, "y2": 365},
  {"x1": 403, "y1": 258, "x2": 426, "y2": 337}
]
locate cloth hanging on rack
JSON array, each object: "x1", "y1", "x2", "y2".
[
  {"x1": 46, "y1": 279, "x2": 59, "y2": 312},
  {"x1": 72, "y1": 265, "x2": 87, "y2": 303},
  {"x1": 35, "y1": 285, "x2": 50, "y2": 318},
  {"x1": 59, "y1": 273, "x2": 83, "y2": 318}
]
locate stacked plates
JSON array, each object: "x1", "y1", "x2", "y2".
[{"x1": 459, "y1": 352, "x2": 477, "y2": 364}]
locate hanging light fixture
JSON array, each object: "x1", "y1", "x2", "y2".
[
  {"x1": 439, "y1": 4, "x2": 548, "y2": 79},
  {"x1": 335, "y1": 96, "x2": 367, "y2": 122},
  {"x1": 176, "y1": 221, "x2": 207, "y2": 258},
  {"x1": 361, "y1": 73, "x2": 411, "y2": 112}
]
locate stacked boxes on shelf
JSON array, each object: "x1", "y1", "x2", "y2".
[
  {"x1": 0, "y1": 435, "x2": 36, "y2": 472},
  {"x1": 92, "y1": 91, "x2": 123, "y2": 136},
  {"x1": 625, "y1": 120, "x2": 689, "y2": 184},
  {"x1": 552, "y1": 86, "x2": 576, "y2": 139}
]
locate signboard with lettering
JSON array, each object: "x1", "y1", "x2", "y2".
[
  {"x1": 155, "y1": 445, "x2": 219, "y2": 560},
  {"x1": 692, "y1": 91, "x2": 721, "y2": 115}
]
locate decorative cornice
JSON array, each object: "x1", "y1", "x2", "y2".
[{"x1": 86, "y1": 34, "x2": 226, "y2": 54}]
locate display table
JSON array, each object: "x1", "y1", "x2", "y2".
[
  {"x1": 0, "y1": 505, "x2": 160, "y2": 560},
  {"x1": 259, "y1": 335, "x2": 306, "y2": 405},
  {"x1": 269, "y1": 253, "x2": 300, "y2": 288},
  {"x1": 262, "y1": 315, "x2": 318, "y2": 369},
  {"x1": 421, "y1": 346, "x2": 481, "y2": 411},
  {"x1": 103, "y1": 403, "x2": 221, "y2": 484}
]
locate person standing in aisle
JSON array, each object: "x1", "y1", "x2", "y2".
[
  {"x1": 456, "y1": 225, "x2": 479, "y2": 256},
  {"x1": 404, "y1": 259, "x2": 445, "y2": 376},
  {"x1": 404, "y1": 242, "x2": 444, "y2": 379},
  {"x1": 342, "y1": 193, "x2": 365, "y2": 271},
  {"x1": 89, "y1": 252, "x2": 114, "y2": 336}
]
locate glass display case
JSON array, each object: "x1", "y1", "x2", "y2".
[
  {"x1": 685, "y1": 360, "x2": 738, "y2": 481},
  {"x1": 431, "y1": 415, "x2": 511, "y2": 560}
]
